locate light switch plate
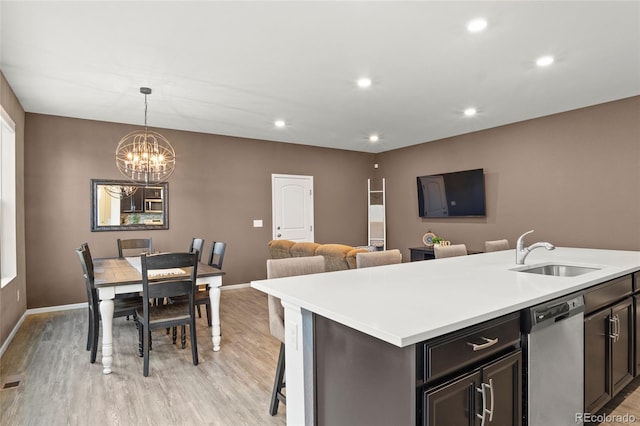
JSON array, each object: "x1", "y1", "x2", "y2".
[{"x1": 253, "y1": 219, "x2": 263, "y2": 227}]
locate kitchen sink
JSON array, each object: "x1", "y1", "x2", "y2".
[{"x1": 516, "y1": 264, "x2": 601, "y2": 277}]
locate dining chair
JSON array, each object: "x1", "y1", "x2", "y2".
[
  {"x1": 207, "y1": 241, "x2": 227, "y2": 269},
  {"x1": 485, "y1": 239, "x2": 510, "y2": 252},
  {"x1": 188, "y1": 237, "x2": 205, "y2": 261},
  {"x1": 75, "y1": 243, "x2": 142, "y2": 363},
  {"x1": 135, "y1": 251, "x2": 199, "y2": 377},
  {"x1": 193, "y1": 241, "x2": 227, "y2": 326},
  {"x1": 266, "y1": 255, "x2": 326, "y2": 415},
  {"x1": 356, "y1": 249, "x2": 402, "y2": 268},
  {"x1": 434, "y1": 244, "x2": 468, "y2": 259},
  {"x1": 117, "y1": 238, "x2": 153, "y2": 258}
]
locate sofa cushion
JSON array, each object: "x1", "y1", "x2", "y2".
[
  {"x1": 290, "y1": 242, "x2": 321, "y2": 257},
  {"x1": 268, "y1": 239, "x2": 296, "y2": 259},
  {"x1": 316, "y1": 244, "x2": 356, "y2": 271}
]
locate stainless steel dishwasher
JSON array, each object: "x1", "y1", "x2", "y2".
[{"x1": 523, "y1": 293, "x2": 585, "y2": 426}]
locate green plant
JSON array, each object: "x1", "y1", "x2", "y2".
[{"x1": 432, "y1": 236, "x2": 443, "y2": 245}]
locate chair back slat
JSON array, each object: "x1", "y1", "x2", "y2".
[
  {"x1": 208, "y1": 241, "x2": 227, "y2": 269},
  {"x1": 434, "y1": 244, "x2": 468, "y2": 259},
  {"x1": 118, "y1": 238, "x2": 153, "y2": 258},
  {"x1": 485, "y1": 239, "x2": 510, "y2": 252},
  {"x1": 189, "y1": 238, "x2": 205, "y2": 261},
  {"x1": 356, "y1": 249, "x2": 402, "y2": 268},
  {"x1": 146, "y1": 280, "x2": 193, "y2": 299}
]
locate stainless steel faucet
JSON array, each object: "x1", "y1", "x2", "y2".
[{"x1": 516, "y1": 230, "x2": 555, "y2": 264}]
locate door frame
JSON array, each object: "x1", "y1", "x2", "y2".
[{"x1": 271, "y1": 174, "x2": 314, "y2": 242}]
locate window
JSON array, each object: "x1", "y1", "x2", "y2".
[{"x1": 1, "y1": 106, "x2": 17, "y2": 288}]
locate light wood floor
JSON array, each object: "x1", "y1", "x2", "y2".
[
  {"x1": 0, "y1": 288, "x2": 286, "y2": 426},
  {"x1": 1, "y1": 287, "x2": 639, "y2": 425}
]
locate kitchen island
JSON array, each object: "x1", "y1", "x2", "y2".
[{"x1": 251, "y1": 247, "x2": 640, "y2": 425}]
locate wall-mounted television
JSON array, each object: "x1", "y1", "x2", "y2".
[{"x1": 417, "y1": 168, "x2": 486, "y2": 218}]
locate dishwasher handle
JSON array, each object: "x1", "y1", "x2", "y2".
[{"x1": 525, "y1": 294, "x2": 584, "y2": 333}]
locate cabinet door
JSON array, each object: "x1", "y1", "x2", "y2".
[
  {"x1": 481, "y1": 351, "x2": 522, "y2": 426},
  {"x1": 121, "y1": 190, "x2": 144, "y2": 213},
  {"x1": 636, "y1": 296, "x2": 639, "y2": 377},
  {"x1": 611, "y1": 298, "x2": 634, "y2": 394},
  {"x1": 424, "y1": 371, "x2": 481, "y2": 426},
  {"x1": 584, "y1": 309, "x2": 611, "y2": 413}
]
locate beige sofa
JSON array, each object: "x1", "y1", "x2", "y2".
[{"x1": 268, "y1": 240, "x2": 370, "y2": 271}]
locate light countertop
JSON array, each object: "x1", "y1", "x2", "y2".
[{"x1": 251, "y1": 248, "x2": 640, "y2": 347}]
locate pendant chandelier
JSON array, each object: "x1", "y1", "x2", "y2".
[
  {"x1": 104, "y1": 184, "x2": 138, "y2": 199},
  {"x1": 116, "y1": 87, "x2": 176, "y2": 185}
]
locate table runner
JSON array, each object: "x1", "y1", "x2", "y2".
[{"x1": 125, "y1": 257, "x2": 186, "y2": 277}]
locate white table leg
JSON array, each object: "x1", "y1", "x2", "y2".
[
  {"x1": 282, "y1": 301, "x2": 315, "y2": 426},
  {"x1": 99, "y1": 298, "x2": 115, "y2": 375},
  {"x1": 210, "y1": 285, "x2": 221, "y2": 351}
]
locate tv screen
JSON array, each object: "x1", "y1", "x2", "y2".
[{"x1": 417, "y1": 168, "x2": 486, "y2": 217}]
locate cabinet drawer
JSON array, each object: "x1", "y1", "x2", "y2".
[
  {"x1": 584, "y1": 275, "x2": 633, "y2": 315},
  {"x1": 634, "y1": 272, "x2": 639, "y2": 293},
  {"x1": 422, "y1": 312, "x2": 520, "y2": 383}
]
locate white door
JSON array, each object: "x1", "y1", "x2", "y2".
[
  {"x1": 423, "y1": 176, "x2": 449, "y2": 217},
  {"x1": 272, "y1": 174, "x2": 314, "y2": 241}
]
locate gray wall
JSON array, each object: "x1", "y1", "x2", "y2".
[
  {"x1": 24, "y1": 113, "x2": 374, "y2": 308},
  {"x1": 377, "y1": 96, "x2": 640, "y2": 257},
  {"x1": 0, "y1": 72, "x2": 27, "y2": 348}
]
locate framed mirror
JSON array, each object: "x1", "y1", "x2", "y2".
[{"x1": 91, "y1": 179, "x2": 169, "y2": 231}]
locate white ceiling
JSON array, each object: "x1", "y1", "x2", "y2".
[{"x1": 1, "y1": 1, "x2": 639, "y2": 153}]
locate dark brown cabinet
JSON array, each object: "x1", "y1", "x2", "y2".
[
  {"x1": 143, "y1": 187, "x2": 162, "y2": 199},
  {"x1": 420, "y1": 312, "x2": 521, "y2": 426},
  {"x1": 635, "y1": 272, "x2": 640, "y2": 377},
  {"x1": 120, "y1": 189, "x2": 144, "y2": 213},
  {"x1": 410, "y1": 247, "x2": 436, "y2": 261},
  {"x1": 636, "y1": 295, "x2": 640, "y2": 376},
  {"x1": 584, "y1": 275, "x2": 635, "y2": 414},
  {"x1": 424, "y1": 351, "x2": 521, "y2": 426}
]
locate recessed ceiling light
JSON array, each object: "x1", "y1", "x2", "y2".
[
  {"x1": 369, "y1": 134, "x2": 379, "y2": 142},
  {"x1": 274, "y1": 120, "x2": 286, "y2": 128},
  {"x1": 464, "y1": 108, "x2": 477, "y2": 117},
  {"x1": 357, "y1": 78, "x2": 372, "y2": 88},
  {"x1": 536, "y1": 55, "x2": 554, "y2": 67},
  {"x1": 467, "y1": 18, "x2": 487, "y2": 33}
]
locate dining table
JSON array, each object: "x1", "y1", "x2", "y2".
[{"x1": 93, "y1": 256, "x2": 225, "y2": 375}]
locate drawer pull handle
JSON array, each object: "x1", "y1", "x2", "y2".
[{"x1": 468, "y1": 337, "x2": 498, "y2": 351}]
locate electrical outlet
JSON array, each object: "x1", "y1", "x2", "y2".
[{"x1": 17, "y1": 289, "x2": 20, "y2": 302}]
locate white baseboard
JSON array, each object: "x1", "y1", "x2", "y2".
[
  {"x1": 26, "y1": 302, "x2": 86, "y2": 315},
  {"x1": 0, "y1": 310, "x2": 27, "y2": 359},
  {"x1": 220, "y1": 283, "x2": 251, "y2": 290}
]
